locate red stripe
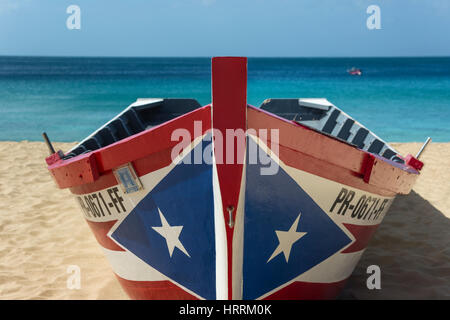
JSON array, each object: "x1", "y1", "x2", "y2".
[
  {"x1": 262, "y1": 279, "x2": 348, "y2": 300},
  {"x1": 341, "y1": 223, "x2": 380, "y2": 253},
  {"x1": 212, "y1": 57, "x2": 248, "y2": 299},
  {"x1": 114, "y1": 275, "x2": 198, "y2": 300},
  {"x1": 84, "y1": 220, "x2": 124, "y2": 251}
]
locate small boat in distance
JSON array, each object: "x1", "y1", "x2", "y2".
[
  {"x1": 44, "y1": 57, "x2": 425, "y2": 300},
  {"x1": 348, "y1": 67, "x2": 362, "y2": 76}
]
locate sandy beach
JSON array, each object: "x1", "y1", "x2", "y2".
[{"x1": 0, "y1": 141, "x2": 448, "y2": 300}]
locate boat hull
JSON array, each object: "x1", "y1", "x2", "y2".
[
  {"x1": 65, "y1": 107, "x2": 401, "y2": 300},
  {"x1": 46, "y1": 57, "x2": 419, "y2": 300}
]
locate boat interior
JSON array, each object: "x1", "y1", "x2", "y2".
[
  {"x1": 65, "y1": 98, "x2": 201, "y2": 159},
  {"x1": 260, "y1": 98, "x2": 403, "y2": 163},
  {"x1": 64, "y1": 98, "x2": 403, "y2": 163}
]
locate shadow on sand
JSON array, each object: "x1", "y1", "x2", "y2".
[{"x1": 339, "y1": 190, "x2": 450, "y2": 299}]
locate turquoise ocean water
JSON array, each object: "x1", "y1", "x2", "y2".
[{"x1": 0, "y1": 56, "x2": 449, "y2": 142}]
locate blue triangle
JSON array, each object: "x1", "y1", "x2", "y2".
[
  {"x1": 243, "y1": 138, "x2": 352, "y2": 299},
  {"x1": 111, "y1": 137, "x2": 216, "y2": 299}
]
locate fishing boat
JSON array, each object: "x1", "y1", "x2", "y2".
[
  {"x1": 348, "y1": 67, "x2": 362, "y2": 76},
  {"x1": 44, "y1": 57, "x2": 425, "y2": 300}
]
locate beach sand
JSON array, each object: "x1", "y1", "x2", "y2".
[{"x1": 0, "y1": 141, "x2": 448, "y2": 299}]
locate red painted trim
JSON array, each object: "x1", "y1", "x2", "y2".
[
  {"x1": 45, "y1": 151, "x2": 62, "y2": 166},
  {"x1": 48, "y1": 153, "x2": 99, "y2": 188},
  {"x1": 262, "y1": 278, "x2": 349, "y2": 300},
  {"x1": 364, "y1": 154, "x2": 418, "y2": 194},
  {"x1": 405, "y1": 154, "x2": 424, "y2": 171},
  {"x1": 94, "y1": 105, "x2": 210, "y2": 173},
  {"x1": 70, "y1": 147, "x2": 175, "y2": 195},
  {"x1": 114, "y1": 274, "x2": 198, "y2": 300},
  {"x1": 248, "y1": 105, "x2": 366, "y2": 172},
  {"x1": 278, "y1": 144, "x2": 395, "y2": 197},
  {"x1": 84, "y1": 219, "x2": 124, "y2": 251},
  {"x1": 49, "y1": 105, "x2": 211, "y2": 191},
  {"x1": 247, "y1": 106, "x2": 418, "y2": 196},
  {"x1": 54, "y1": 93, "x2": 418, "y2": 198},
  {"x1": 212, "y1": 57, "x2": 247, "y2": 299},
  {"x1": 70, "y1": 170, "x2": 117, "y2": 195},
  {"x1": 341, "y1": 223, "x2": 380, "y2": 253}
]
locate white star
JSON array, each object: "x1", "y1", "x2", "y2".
[
  {"x1": 152, "y1": 208, "x2": 190, "y2": 258},
  {"x1": 267, "y1": 213, "x2": 307, "y2": 263}
]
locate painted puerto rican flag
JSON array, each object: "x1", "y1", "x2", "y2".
[
  {"x1": 110, "y1": 135, "x2": 216, "y2": 300},
  {"x1": 77, "y1": 130, "x2": 393, "y2": 300},
  {"x1": 242, "y1": 134, "x2": 393, "y2": 300},
  {"x1": 243, "y1": 136, "x2": 353, "y2": 299}
]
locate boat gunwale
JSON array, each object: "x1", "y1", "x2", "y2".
[{"x1": 46, "y1": 103, "x2": 419, "y2": 196}]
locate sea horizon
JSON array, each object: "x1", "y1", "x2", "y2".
[
  {"x1": 1, "y1": 54, "x2": 450, "y2": 59},
  {"x1": 1, "y1": 56, "x2": 449, "y2": 143}
]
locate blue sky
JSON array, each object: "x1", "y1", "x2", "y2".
[{"x1": 0, "y1": 0, "x2": 449, "y2": 57}]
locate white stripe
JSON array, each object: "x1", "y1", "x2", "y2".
[
  {"x1": 232, "y1": 156, "x2": 247, "y2": 300},
  {"x1": 295, "y1": 250, "x2": 365, "y2": 283},
  {"x1": 256, "y1": 250, "x2": 364, "y2": 300},
  {"x1": 102, "y1": 247, "x2": 167, "y2": 281},
  {"x1": 284, "y1": 165, "x2": 394, "y2": 227},
  {"x1": 102, "y1": 248, "x2": 205, "y2": 300},
  {"x1": 213, "y1": 154, "x2": 228, "y2": 300}
]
